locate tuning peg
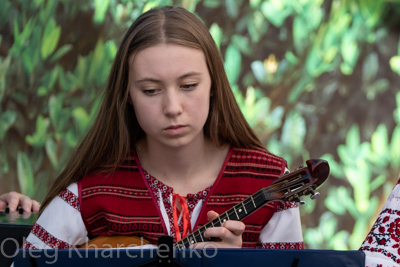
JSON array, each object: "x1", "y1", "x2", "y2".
[
  {"x1": 310, "y1": 192, "x2": 320, "y2": 200},
  {"x1": 294, "y1": 165, "x2": 304, "y2": 171},
  {"x1": 292, "y1": 194, "x2": 306, "y2": 205},
  {"x1": 308, "y1": 188, "x2": 320, "y2": 200}
]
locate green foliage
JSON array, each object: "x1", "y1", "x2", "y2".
[{"x1": 2, "y1": 0, "x2": 400, "y2": 251}]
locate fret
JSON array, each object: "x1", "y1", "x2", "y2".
[
  {"x1": 251, "y1": 195, "x2": 256, "y2": 208},
  {"x1": 197, "y1": 230, "x2": 204, "y2": 242},
  {"x1": 224, "y1": 212, "x2": 229, "y2": 221},
  {"x1": 234, "y1": 206, "x2": 239, "y2": 219},
  {"x1": 242, "y1": 202, "x2": 247, "y2": 214},
  {"x1": 183, "y1": 238, "x2": 190, "y2": 248}
]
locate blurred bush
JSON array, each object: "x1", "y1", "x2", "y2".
[{"x1": 1, "y1": 0, "x2": 400, "y2": 250}]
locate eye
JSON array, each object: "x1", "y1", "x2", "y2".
[
  {"x1": 143, "y1": 89, "x2": 160, "y2": 95},
  {"x1": 181, "y1": 83, "x2": 198, "y2": 90}
]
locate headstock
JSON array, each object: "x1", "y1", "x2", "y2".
[{"x1": 263, "y1": 159, "x2": 330, "y2": 204}]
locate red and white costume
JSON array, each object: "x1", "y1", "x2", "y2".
[
  {"x1": 361, "y1": 173, "x2": 400, "y2": 267},
  {"x1": 23, "y1": 147, "x2": 303, "y2": 249}
]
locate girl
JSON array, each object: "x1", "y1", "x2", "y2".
[{"x1": 21, "y1": 6, "x2": 303, "y2": 250}]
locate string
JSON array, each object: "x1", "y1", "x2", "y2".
[{"x1": 178, "y1": 189, "x2": 267, "y2": 246}]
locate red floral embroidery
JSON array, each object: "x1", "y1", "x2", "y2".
[
  {"x1": 361, "y1": 207, "x2": 400, "y2": 264},
  {"x1": 258, "y1": 242, "x2": 304, "y2": 249},
  {"x1": 59, "y1": 188, "x2": 80, "y2": 211},
  {"x1": 30, "y1": 223, "x2": 70, "y2": 249},
  {"x1": 22, "y1": 240, "x2": 37, "y2": 249},
  {"x1": 144, "y1": 170, "x2": 209, "y2": 242}
]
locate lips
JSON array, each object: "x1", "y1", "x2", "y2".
[{"x1": 164, "y1": 125, "x2": 186, "y2": 135}]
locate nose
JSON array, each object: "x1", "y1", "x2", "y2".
[{"x1": 163, "y1": 89, "x2": 183, "y2": 117}]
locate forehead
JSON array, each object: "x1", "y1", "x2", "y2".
[{"x1": 129, "y1": 44, "x2": 208, "y2": 79}]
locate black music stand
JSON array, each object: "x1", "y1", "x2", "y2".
[{"x1": 136, "y1": 236, "x2": 184, "y2": 267}]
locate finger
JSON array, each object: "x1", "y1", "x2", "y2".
[
  {"x1": 20, "y1": 195, "x2": 35, "y2": 213},
  {"x1": 207, "y1": 210, "x2": 219, "y2": 221},
  {"x1": 0, "y1": 200, "x2": 6, "y2": 211},
  {"x1": 220, "y1": 220, "x2": 246, "y2": 236},
  {"x1": 32, "y1": 200, "x2": 41, "y2": 213},
  {"x1": 204, "y1": 226, "x2": 231, "y2": 239},
  {"x1": 2, "y1": 192, "x2": 21, "y2": 212}
]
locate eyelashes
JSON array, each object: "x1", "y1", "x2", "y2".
[{"x1": 142, "y1": 83, "x2": 199, "y2": 95}]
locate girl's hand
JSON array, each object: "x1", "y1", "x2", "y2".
[
  {"x1": 190, "y1": 210, "x2": 245, "y2": 249},
  {"x1": 0, "y1": 191, "x2": 40, "y2": 213}
]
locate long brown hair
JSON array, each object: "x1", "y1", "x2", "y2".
[{"x1": 39, "y1": 6, "x2": 263, "y2": 214}]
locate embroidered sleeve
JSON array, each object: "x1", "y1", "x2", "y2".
[
  {"x1": 256, "y1": 202, "x2": 304, "y2": 249},
  {"x1": 360, "y1": 174, "x2": 400, "y2": 266},
  {"x1": 22, "y1": 183, "x2": 88, "y2": 249}
]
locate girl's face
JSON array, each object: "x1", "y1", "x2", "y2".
[{"x1": 129, "y1": 44, "x2": 212, "y2": 149}]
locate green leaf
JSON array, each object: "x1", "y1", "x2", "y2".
[
  {"x1": 41, "y1": 18, "x2": 61, "y2": 60},
  {"x1": 370, "y1": 174, "x2": 386, "y2": 192},
  {"x1": 288, "y1": 75, "x2": 311, "y2": 102},
  {"x1": 340, "y1": 31, "x2": 359, "y2": 75},
  {"x1": 369, "y1": 124, "x2": 388, "y2": 167},
  {"x1": 232, "y1": 35, "x2": 252, "y2": 56},
  {"x1": 88, "y1": 39, "x2": 105, "y2": 84},
  {"x1": 0, "y1": 56, "x2": 11, "y2": 101},
  {"x1": 50, "y1": 44, "x2": 73, "y2": 63},
  {"x1": 329, "y1": 231, "x2": 349, "y2": 250},
  {"x1": 225, "y1": 0, "x2": 240, "y2": 18},
  {"x1": 281, "y1": 110, "x2": 306, "y2": 152},
  {"x1": 203, "y1": 0, "x2": 220, "y2": 8},
  {"x1": 394, "y1": 92, "x2": 400, "y2": 124},
  {"x1": 72, "y1": 107, "x2": 90, "y2": 133},
  {"x1": 45, "y1": 138, "x2": 58, "y2": 169},
  {"x1": 224, "y1": 44, "x2": 241, "y2": 85},
  {"x1": 247, "y1": 10, "x2": 268, "y2": 43},
  {"x1": 66, "y1": 129, "x2": 78, "y2": 147},
  {"x1": 319, "y1": 212, "x2": 337, "y2": 240},
  {"x1": 17, "y1": 152, "x2": 35, "y2": 197},
  {"x1": 251, "y1": 60, "x2": 267, "y2": 83},
  {"x1": 390, "y1": 125, "x2": 400, "y2": 169},
  {"x1": 25, "y1": 115, "x2": 50, "y2": 147},
  {"x1": 48, "y1": 95, "x2": 69, "y2": 134},
  {"x1": 324, "y1": 186, "x2": 349, "y2": 215},
  {"x1": 389, "y1": 55, "x2": 400, "y2": 76},
  {"x1": 344, "y1": 160, "x2": 371, "y2": 213},
  {"x1": 209, "y1": 23, "x2": 222, "y2": 50},
  {"x1": 0, "y1": 110, "x2": 17, "y2": 140},
  {"x1": 260, "y1": 0, "x2": 291, "y2": 27},
  {"x1": 293, "y1": 16, "x2": 308, "y2": 52},
  {"x1": 93, "y1": 0, "x2": 111, "y2": 24}
]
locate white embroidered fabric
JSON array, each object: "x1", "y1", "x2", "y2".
[{"x1": 361, "y1": 173, "x2": 400, "y2": 267}]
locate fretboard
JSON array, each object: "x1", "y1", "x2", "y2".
[{"x1": 174, "y1": 188, "x2": 269, "y2": 249}]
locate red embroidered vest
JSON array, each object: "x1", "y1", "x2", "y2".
[{"x1": 78, "y1": 147, "x2": 286, "y2": 247}]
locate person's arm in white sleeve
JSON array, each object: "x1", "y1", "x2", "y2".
[
  {"x1": 256, "y1": 201, "x2": 304, "y2": 249},
  {"x1": 22, "y1": 183, "x2": 88, "y2": 249}
]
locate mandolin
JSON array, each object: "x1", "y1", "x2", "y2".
[{"x1": 80, "y1": 159, "x2": 330, "y2": 249}]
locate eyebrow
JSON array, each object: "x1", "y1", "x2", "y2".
[{"x1": 134, "y1": 72, "x2": 202, "y2": 84}]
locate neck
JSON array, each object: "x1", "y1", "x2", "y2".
[{"x1": 135, "y1": 138, "x2": 229, "y2": 195}]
